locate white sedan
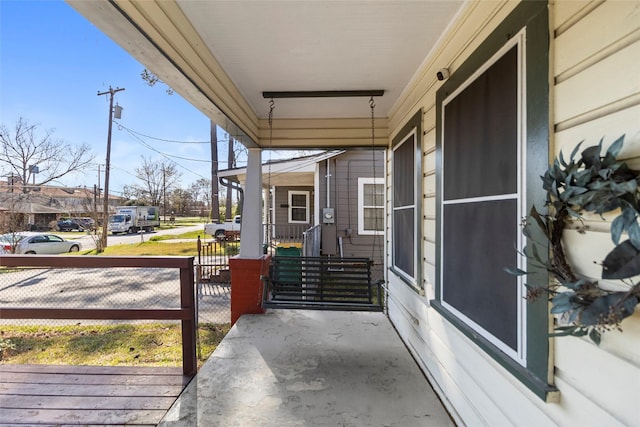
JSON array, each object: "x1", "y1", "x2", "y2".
[{"x1": 14, "y1": 233, "x2": 82, "y2": 254}]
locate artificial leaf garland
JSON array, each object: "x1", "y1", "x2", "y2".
[{"x1": 513, "y1": 135, "x2": 640, "y2": 344}]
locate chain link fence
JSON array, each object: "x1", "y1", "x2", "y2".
[{"x1": 0, "y1": 262, "x2": 231, "y2": 327}]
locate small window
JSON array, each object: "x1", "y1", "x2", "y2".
[
  {"x1": 358, "y1": 178, "x2": 384, "y2": 235},
  {"x1": 288, "y1": 190, "x2": 309, "y2": 223},
  {"x1": 392, "y1": 118, "x2": 421, "y2": 287}
]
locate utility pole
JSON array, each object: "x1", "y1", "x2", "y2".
[
  {"x1": 97, "y1": 86, "x2": 125, "y2": 250},
  {"x1": 210, "y1": 121, "x2": 220, "y2": 221},
  {"x1": 162, "y1": 165, "x2": 166, "y2": 222}
]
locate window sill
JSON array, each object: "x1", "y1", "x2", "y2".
[{"x1": 430, "y1": 300, "x2": 559, "y2": 402}]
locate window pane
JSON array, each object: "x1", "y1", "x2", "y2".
[
  {"x1": 393, "y1": 207, "x2": 414, "y2": 277},
  {"x1": 291, "y1": 194, "x2": 306, "y2": 207},
  {"x1": 394, "y1": 135, "x2": 414, "y2": 207},
  {"x1": 364, "y1": 207, "x2": 383, "y2": 231},
  {"x1": 443, "y1": 46, "x2": 518, "y2": 200},
  {"x1": 364, "y1": 183, "x2": 384, "y2": 206},
  {"x1": 442, "y1": 199, "x2": 518, "y2": 349},
  {"x1": 291, "y1": 207, "x2": 306, "y2": 222}
]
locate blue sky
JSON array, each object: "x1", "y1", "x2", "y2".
[{"x1": 0, "y1": 0, "x2": 231, "y2": 196}]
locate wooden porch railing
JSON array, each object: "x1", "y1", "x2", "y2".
[{"x1": 0, "y1": 255, "x2": 197, "y2": 376}]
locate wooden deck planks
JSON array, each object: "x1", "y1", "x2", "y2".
[{"x1": 0, "y1": 364, "x2": 192, "y2": 426}]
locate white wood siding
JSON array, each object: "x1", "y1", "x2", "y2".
[{"x1": 387, "y1": 1, "x2": 640, "y2": 425}]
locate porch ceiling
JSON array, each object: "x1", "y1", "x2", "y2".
[{"x1": 67, "y1": 0, "x2": 464, "y2": 146}]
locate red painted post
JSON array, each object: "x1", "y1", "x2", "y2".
[{"x1": 229, "y1": 255, "x2": 271, "y2": 325}]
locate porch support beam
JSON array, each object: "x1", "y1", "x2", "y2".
[
  {"x1": 239, "y1": 147, "x2": 263, "y2": 258},
  {"x1": 262, "y1": 90, "x2": 384, "y2": 99}
]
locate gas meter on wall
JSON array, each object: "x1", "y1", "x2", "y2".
[{"x1": 322, "y1": 207, "x2": 335, "y2": 224}]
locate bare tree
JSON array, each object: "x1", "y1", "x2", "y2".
[
  {"x1": 141, "y1": 69, "x2": 220, "y2": 220},
  {"x1": 169, "y1": 188, "x2": 194, "y2": 217},
  {"x1": 132, "y1": 156, "x2": 181, "y2": 208},
  {"x1": 0, "y1": 117, "x2": 94, "y2": 192}
]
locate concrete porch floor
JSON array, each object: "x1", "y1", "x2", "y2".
[{"x1": 159, "y1": 310, "x2": 454, "y2": 426}]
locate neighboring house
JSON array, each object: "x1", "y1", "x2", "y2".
[
  {"x1": 219, "y1": 152, "x2": 330, "y2": 244},
  {"x1": 219, "y1": 150, "x2": 384, "y2": 277},
  {"x1": 69, "y1": 1, "x2": 640, "y2": 425},
  {"x1": 0, "y1": 181, "x2": 125, "y2": 213},
  {"x1": 0, "y1": 192, "x2": 66, "y2": 230},
  {"x1": 0, "y1": 180, "x2": 126, "y2": 230}
]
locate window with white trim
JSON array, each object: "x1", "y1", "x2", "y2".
[
  {"x1": 440, "y1": 35, "x2": 525, "y2": 361},
  {"x1": 288, "y1": 190, "x2": 309, "y2": 223},
  {"x1": 392, "y1": 118, "x2": 420, "y2": 287},
  {"x1": 358, "y1": 177, "x2": 384, "y2": 235},
  {"x1": 434, "y1": 1, "x2": 552, "y2": 399}
]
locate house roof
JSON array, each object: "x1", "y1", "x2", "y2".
[
  {"x1": 0, "y1": 193, "x2": 67, "y2": 214},
  {"x1": 68, "y1": 1, "x2": 465, "y2": 147},
  {"x1": 0, "y1": 181, "x2": 124, "y2": 202},
  {"x1": 219, "y1": 151, "x2": 344, "y2": 187}
]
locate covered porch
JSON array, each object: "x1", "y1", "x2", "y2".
[{"x1": 159, "y1": 309, "x2": 453, "y2": 426}]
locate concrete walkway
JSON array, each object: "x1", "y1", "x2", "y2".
[{"x1": 159, "y1": 310, "x2": 453, "y2": 426}]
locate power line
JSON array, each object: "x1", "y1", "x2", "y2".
[
  {"x1": 113, "y1": 123, "x2": 209, "y2": 181},
  {"x1": 114, "y1": 121, "x2": 231, "y2": 144}
]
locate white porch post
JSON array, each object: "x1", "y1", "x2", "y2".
[{"x1": 239, "y1": 147, "x2": 263, "y2": 258}]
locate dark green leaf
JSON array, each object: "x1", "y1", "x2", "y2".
[
  {"x1": 611, "y1": 214, "x2": 625, "y2": 245},
  {"x1": 562, "y1": 278, "x2": 588, "y2": 290},
  {"x1": 599, "y1": 168, "x2": 613, "y2": 180},
  {"x1": 566, "y1": 206, "x2": 581, "y2": 218},
  {"x1": 622, "y1": 296, "x2": 639, "y2": 318},
  {"x1": 606, "y1": 135, "x2": 624, "y2": 158},
  {"x1": 602, "y1": 240, "x2": 640, "y2": 279},
  {"x1": 581, "y1": 293, "x2": 631, "y2": 331},
  {"x1": 584, "y1": 191, "x2": 619, "y2": 214},
  {"x1": 581, "y1": 143, "x2": 602, "y2": 169},
  {"x1": 550, "y1": 327, "x2": 578, "y2": 337},
  {"x1": 568, "y1": 309, "x2": 580, "y2": 323},
  {"x1": 589, "y1": 328, "x2": 601, "y2": 345},
  {"x1": 588, "y1": 179, "x2": 611, "y2": 191},
  {"x1": 628, "y1": 221, "x2": 640, "y2": 250},
  {"x1": 551, "y1": 292, "x2": 575, "y2": 314},
  {"x1": 574, "y1": 169, "x2": 594, "y2": 187},
  {"x1": 504, "y1": 267, "x2": 527, "y2": 276},
  {"x1": 561, "y1": 185, "x2": 588, "y2": 202},
  {"x1": 570, "y1": 141, "x2": 584, "y2": 162},
  {"x1": 580, "y1": 294, "x2": 622, "y2": 325},
  {"x1": 558, "y1": 150, "x2": 568, "y2": 167},
  {"x1": 530, "y1": 243, "x2": 545, "y2": 265},
  {"x1": 551, "y1": 326, "x2": 588, "y2": 337},
  {"x1": 611, "y1": 206, "x2": 636, "y2": 245},
  {"x1": 529, "y1": 206, "x2": 548, "y2": 235},
  {"x1": 611, "y1": 179, "x2": 637, "y2": 196}
]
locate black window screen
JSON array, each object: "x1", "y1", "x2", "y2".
[
  {"x1": 394, "y1": 134, "x2": 415, "y2": 206},
  {"x1": 441, "y1": 45, "x2": 520, "y2": 350},
  {"x1": 443, "y1": 47, "x2": 518, "y2": 200},
  {"x1": 442, "y1": 200, "x2": 518, "y2": 349},
  {"x1": 393, "y1": 132, "x2": 416, "y2": 280}
]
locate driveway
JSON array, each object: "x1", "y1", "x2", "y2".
[{"x1": 72, "y1": 224, "x2": 207, "y2": 251}]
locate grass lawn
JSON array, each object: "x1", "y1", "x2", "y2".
[
  {"x1": 84, "y1": 241, "x2": 200, "y2": 256},
  {"x1": 0, "y1": 323, "x2": 230, "y2": 368},
  {"x1": 149, "y1": 230, "x2": 205, "y2": 241}
]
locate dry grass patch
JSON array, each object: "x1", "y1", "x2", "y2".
[
  {"x1": 0, "y1": 323, "x2": 230, "y2": 368},
  {"x1": 83, "y1": 241, "x2": 198, "y2": 256}
]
